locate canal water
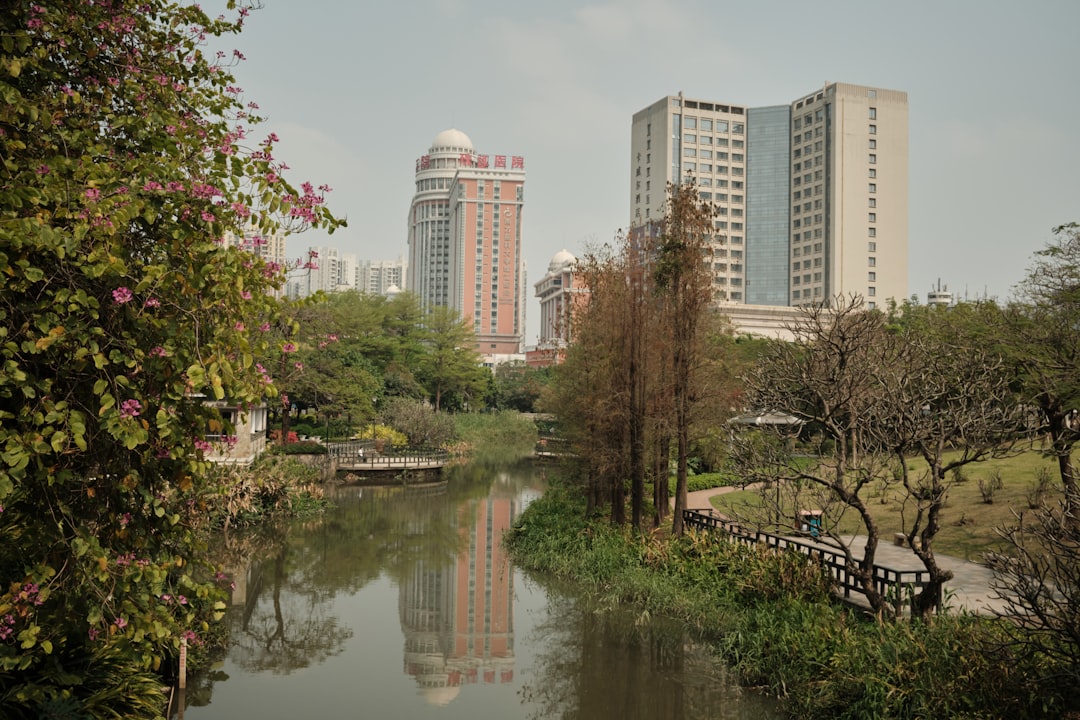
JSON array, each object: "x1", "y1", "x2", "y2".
[{"x1": 174, "y1": 459, "x2": 779, "y2": 719}]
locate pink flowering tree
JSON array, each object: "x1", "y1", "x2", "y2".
[{"x1": 0, "y1": 0, "x2": 341, "y2": 712}]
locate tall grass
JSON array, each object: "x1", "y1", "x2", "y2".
[
  {"x1": 452, "y1": 411, "x2": 537, "y2": 459},
  {"x1": 506, "y1": 479, "x2": 1073, "y2": 719}
]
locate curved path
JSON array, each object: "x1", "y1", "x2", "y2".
[{"x1": 677, "y1": 485, "x2": 1008, "y2": 615}]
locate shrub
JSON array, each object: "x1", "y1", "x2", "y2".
[{"x1": 273, "y1": 441, "x2": 327, "y2": 455}]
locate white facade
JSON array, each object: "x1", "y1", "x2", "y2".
[
  {"x1": 630, "y1": 82, "x2": 909, "y2": 311},
  {"x1": 360, "y1": 257, "x2": 407, "y2": 296}
]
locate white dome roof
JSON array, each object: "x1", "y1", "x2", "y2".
[
  {"x1": 430, "y1": 128, "x2": 473, "y2": 153},
  {"x1": 548, "y1": 248, "x2": 576, "y2": 274}
]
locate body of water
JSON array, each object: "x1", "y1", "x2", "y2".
[{"x1": 173, "y1": 459, "x2": 779, "y2": 719}]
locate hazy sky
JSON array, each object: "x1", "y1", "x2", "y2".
[{"x1": 222, "y1": 0, "x2": 1079, "y2": 343}]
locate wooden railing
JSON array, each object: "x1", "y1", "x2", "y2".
[
  {"x1": 328, "y1": 441, "x2": 449, "y2": 469},
  {"x1": 683, "y1": 509, "x2": 935, "y2": 614}
]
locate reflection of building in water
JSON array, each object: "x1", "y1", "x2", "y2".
[{"x1": 399, "y1": 496, "x2": 517, "y2": 705}]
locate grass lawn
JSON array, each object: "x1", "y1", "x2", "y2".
[{"x1": 711, "y1": 444, "x2": 1073, "y2": 562}]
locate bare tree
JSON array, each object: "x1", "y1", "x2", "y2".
[
  {"x1": 1003, "y1": 223, "x2": 1080, "y2": 520},
  {"x1": 653, "y1": 182, "x2": 716, "y2": 536},
  {"x1": 987, "y1": 502, "x2": 1080, "y2": 690},
  {"x1": 731, "y1": 298, "x2": 898, "y2": 614},
  {"x1": 877, "y1": 307, "x2": 1025, "y2": 617},
  {"x1": 731, "y1": 297, "x2": 1023, "y2": 618}
]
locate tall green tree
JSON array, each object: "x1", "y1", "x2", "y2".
[
  {"x1": 419, "y1": 305, "x2": 488, "y2": 412},
  {"x1": 0, "y1": 1, "x2": 340, "y2": 713}
]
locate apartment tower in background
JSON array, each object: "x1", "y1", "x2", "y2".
[
  {"x1": 407, "y1": 129, "x2": 526, "y2": 357},
  {"x1": 630, "y1": 83, "x2": 908, "y2": 309}
]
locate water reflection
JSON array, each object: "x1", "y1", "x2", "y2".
[
  {"x1": 176, "y1": 459, "x2": 777, "y2": 719},
  {"x1": 400, "y1": 493, "x2": 516, "y2": 705},
  {"x1": 520, "y1": 579, "x2": 775, "y2": 720}
]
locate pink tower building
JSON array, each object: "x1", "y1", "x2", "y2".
[{"x1": 407, "y1": 129, "x2": 526, "y2": 357}]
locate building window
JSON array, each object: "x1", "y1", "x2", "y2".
[
  {"x1": 701, "y1": 118, "x2": 712, "y2": 131},
  {"x1": 869, "y1": 183, "x2": 877, "y2": 193},
  {"x1": 869, "y1": 124, "x2": 877, "y2": 134},
  {"x1": 869, "y1": 272, "x2": 876, "y2": 281},
  {"x1": 869, "y1": 154, "x2": 876, "y2": 164},
  {"x1": 868, "y1": 256, "x2": 877, "y2": 267},
  {"x1": 868, "y1": 286, "x2": 876, "y2": 297},
  {"x1": 869, "y1": 107, "x2": 877, "y2": 120},
  {"x1": 684, "y1": 116, "x2": 697, "y2": 129},
  {"x1": 869, "y1": 168, "x2": 876, "y2": 178},
  {"x1": 869, "y1": 213, "x2": 876, "y2": 222},
  {"x1": 869, "y1": 139, "x2": 877, "y2": 149},
  {"x1": 868, "y1": 228, "x2": 876, "y2": 238},
  {"x1": 733, "y1": 123, "x2": 744, "y2": 134},
  {"x1": 869, "y1": 197, "x2": 876, "y2": 208},
  {"x1": 868, "y1": 241, "x2": 877, "y2": 252}
]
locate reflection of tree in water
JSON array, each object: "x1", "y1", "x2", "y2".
[
  {"x1": 519, "y1": 575, "x2": 777, "y2": 720},
  {"x1": 229, "y1": 544, "x2": 355, "y2": 674},
  {"x1": 184, "y1": 457, "x2": 544, "y2": 706}
]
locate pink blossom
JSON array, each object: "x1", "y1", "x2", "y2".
[
  {"x1": 149, "y1": 346, "x2": 167, "y2": 358},
  {"x1": 88, "y1": 627, "x2": 99, "y2": 641},
  {"x1": 120, "y1": 399, "x2": 141, "y2": 418},
  {"x1": 114, "y1": 617, "x2": 128, "y2": 629},
  {"x1": 194, "y1": 439, "x2": 212, "y2": 453},
  {"x1": 145, "y1": 297, "x2": 160, "y2": 308},
  {"x1": 36, "y1": 164, "x2": 49, "y2": 175},
  {"x1": 281, "y1": 342, "x2": 297, "y2": 353},
  {"x1": 327, "y1": 334, "x2": 339, "y2": 342},
  {"x1": 85, "y1": 188, "x2": 101, "y2": 201},
  {"x1": 142, "y1": 181, "x2": 163, "y2": 191},
  {"x1": 241, "y1": 291, "x2": 252, "y2": 300},
  {"x1": 294, "y1": 362, "x2": 304, "y2": 371},
  {"x1": 234, "y1": 322, "x2": 245, "y2": 331},
  {"x1": 201, "y1": 210, "x2": 215, "y2": 222},
  {"x1": 112, "y1": 287, "x2": 133, "y2": 304},
  {"x1": 259, "y1": 323, "x2": 271, "y2": 332}
]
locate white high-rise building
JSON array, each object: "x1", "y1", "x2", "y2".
[
  {"x1": 359, "y1": 257, "x2": 407, "y2": 297},
  {"x1": 288, "y1": 246, "x2": 359, "y2": 298},
  {"x1": 631, "y1": 82, "x2": 908, "y2": 310}
]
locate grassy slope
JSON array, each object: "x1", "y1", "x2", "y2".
[{"x1": 712, "y1": 446, "x2": 1071, "y2": 561}]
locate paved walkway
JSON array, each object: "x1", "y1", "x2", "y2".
[{"x1": 678, "y1": 486, "x2": 1008, "y2": 615}]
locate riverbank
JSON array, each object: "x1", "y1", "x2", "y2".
[{"x1": 507, "y1": 480, "x2": 1072, "y2": 719}]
